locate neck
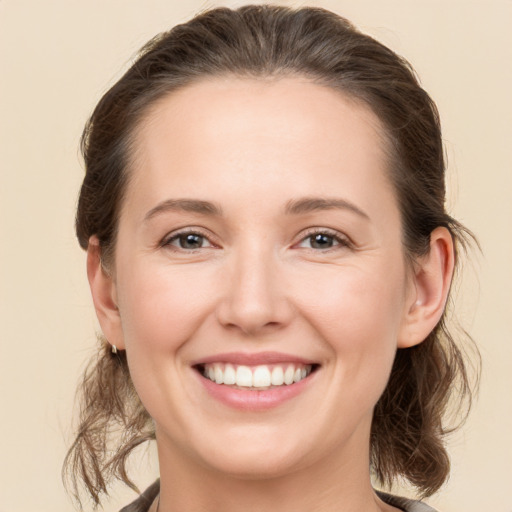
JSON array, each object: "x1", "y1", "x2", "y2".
[{"x1": 155, "y1": 428, "x2": 396, "y2": 512}]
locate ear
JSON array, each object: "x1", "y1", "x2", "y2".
[
  {"x1": 397, "y1": 227, "x2": 455, "y2": 349},
  {"x1": 87, "y1": 236, "x2": 125, "y2": 350}
]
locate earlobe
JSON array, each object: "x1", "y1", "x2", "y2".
[
  {"x1": 87, "y1": 236, "x2": 125, "y2": 350},
  {"x1": 398, "y1": 227, "x2": 455, "y2": 349}
]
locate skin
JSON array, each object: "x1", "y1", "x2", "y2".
[{"x1": 88, "y1": 77, "x2": 454, "y2": 512}]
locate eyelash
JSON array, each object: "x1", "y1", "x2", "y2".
[
  {"x1": 161, "y1": 228, "x2": 215, "y2": 252},
  {"x1": 296, "y1": 228, "x2": 352, "y2": 251},
  {"x1": 160, "y1": 227, "x2": 352, "y2": 252}
]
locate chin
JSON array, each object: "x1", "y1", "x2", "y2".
[
  {"x1": 189, "y1": 426, "x2": 318, "y2": 480},
  {"x1": 205, "y1": 452, "x2": 304, "y2": 481}
]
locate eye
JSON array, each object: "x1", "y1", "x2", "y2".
[
  {"x1": 297, "y1": 230, "x2": 350, "y2": 250},
  {"x1": 162, "y1": 230, "x2": 214, "y2": 251}
]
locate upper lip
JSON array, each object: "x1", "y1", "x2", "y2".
[{"x1": 191, "y1": 351, "x2": 319, "y2": 366}]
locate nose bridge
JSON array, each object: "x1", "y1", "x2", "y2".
[{"x1": 217, "y1": 238, "x2": 291, "y2": 335}]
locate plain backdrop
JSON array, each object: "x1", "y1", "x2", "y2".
[{"x1": 1, "y1": 1, "x2": 511, "y2": 511}]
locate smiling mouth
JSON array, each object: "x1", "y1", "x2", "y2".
[{"x1": 195, "y1": 363, "x2": 318, "y2": 390}]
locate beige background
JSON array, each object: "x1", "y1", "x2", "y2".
[{"x1": 1, "y1": 0, "x2": 511, "y2": 511}]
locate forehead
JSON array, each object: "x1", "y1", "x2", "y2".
[
  {"x1": 124, "y1": 76, "x2": 396, "y2": 217},
  {"x1": 137, "y1": 75, "x2": 388, "y2": 154}
]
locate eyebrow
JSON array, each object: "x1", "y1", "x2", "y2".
[
  {"x1": 284, "y1": 197, "x2": 370, "y2": 220},
  {"x1": 143, "y1": 196, "x2": 370, "y2": 222},
  {"x1": 144, "y1": 198, "x2": 223, "y2": 221}
]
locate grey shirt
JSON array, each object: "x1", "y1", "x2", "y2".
[{"x1": 120, "y1": 481, "x2": 440, "y2": 512}]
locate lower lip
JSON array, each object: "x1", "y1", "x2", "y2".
[{"x1": 196, "y1": 370, "x2": 317, "y2": 411}]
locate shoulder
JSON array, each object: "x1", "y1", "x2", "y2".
[
  {"x1": 119, "y1": 480, "x2": 160, "y2": 512},
  {"x1": 377, "y1": 491, "x2": 440, "y2": 512}
]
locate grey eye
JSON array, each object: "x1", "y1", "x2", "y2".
[
  {"x1": 164, "y1": 232, "x2": 211, "y2": 250},
  {"x1": 296, "y1": 230, "x2": 349, "y2": 251},
  {"x1": 176, "y1": 233, "x2": 206, "y2": 249},
  {"x1": 308, "y1": 233, "x2": 336, "y2": 249}
]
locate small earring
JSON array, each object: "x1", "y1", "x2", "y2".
[{"x1": 111, "y1": 345, "x2": 118, "y2": 354}]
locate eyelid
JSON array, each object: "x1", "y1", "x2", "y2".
[
  {"x1": 294, "y1": 227, "x2": 353, "y2": 250},
  {"x1": 160, "y1": 226, "x2": 219, "y2": 250},
  {"x1": 159, "y1": 226, "x2": 353, "y2": 252}
]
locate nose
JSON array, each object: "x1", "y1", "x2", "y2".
[{"x1": 215, "y1": 245, "x2": 295, "y2": 336}]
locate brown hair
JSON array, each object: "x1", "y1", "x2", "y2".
[{"x1": 65, "y1": 4, "x2": 478, "y2": 507}]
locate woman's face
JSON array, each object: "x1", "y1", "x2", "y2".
[{"x1": 104, "y1": 77, "x2": 418, "y2": 478}]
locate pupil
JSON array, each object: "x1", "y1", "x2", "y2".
[
  {"x1": 180, "y1": 234, "x2": 203, "y2": 249},
  {"x1": 311, "y1": 234, "x2": 333, "y2": 249}
]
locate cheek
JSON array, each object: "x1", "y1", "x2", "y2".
[
  {"x1": 114, "y1": 262, "x2": 216, "y2": 423},
  {"x1": 294, "y1": 260, "x2": 406, "y2": 336},
  {"x1": 116, "y1": 263, "x2": 214, "y2": 353},
  {"x1": 289, "y1": 261, "x2": 406, "y2": 387}
]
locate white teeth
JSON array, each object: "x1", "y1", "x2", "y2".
[
  {"x1": 253, "y1": 366, "x2": 271, "y2": 388},
  {"x1": 236, "y1": 365, "x2": 253, "y2": 387},
  {"x1": 271, "y1": 366, "x2": 284, "y2": 385},
  {"x1": 214, "y1": 365, "x2": 223, "y2": 384},
  {"x1": 202, "y1": 363, "x2": 313, "y2": 388},
  {"x1": 284, "y1": 366, "x2": 295, "y2": 385},
  {"x1": 223, "y1": 363, "x2": 236, "y2": 385}
]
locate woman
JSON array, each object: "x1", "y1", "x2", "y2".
[{"x1": 65, "y1": 5, "x2": 476, "y2": 512}]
